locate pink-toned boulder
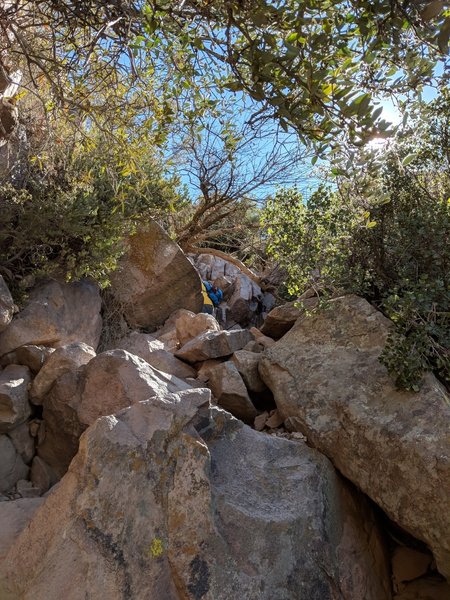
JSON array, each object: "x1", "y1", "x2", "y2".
[
  {"x1": 109, "y1": 222, "x2": 203, "y2": 329},
  {"x1": 260, "y1": 297, "x2": 318, "y2": 339},
  {"x1": 175, "y1": 310, "x2": 220, "y2": 347},
  {"x1": 0, "y1": 279, "x2": 102, "y2": 356},
  {"x1": 0, "y1": 498, "x2": 45, "y2": 562}
]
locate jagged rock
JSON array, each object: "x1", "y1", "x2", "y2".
[
  {"x1": 0, "y1": 435, "x2": 29, "y2": 493},
  {"x1": 175, "y1": 311, "x2": 220, "y2": 347},
  {"x1": 265, "y1": 409, "x2": 284, "y2": 429},
  {"x1": 114, "y1": 332, "x2": 196, "y2": 379},
  {"x1": 212, "y1": 275, "x2": 233, "y2": 298},
  {"x1": 30, "y1": 456, "x2": 58, "y2": 495},
  {"x1": 260, "y1": 294, "x2": 450, "y2": 578},
  {"x1": 199, "y1": 360, "x2": 257, "y2": 423},
  {"x1": 0, "y1": 276, "x2": 14, "y2": 333},
  {"x1": 254, "y1": 411, "x2": 269, "y2": 431},
  {"x1": 232, "y1": 350, "x2": 267, "y2": 393},
  {"x1": 393, "y1": 577, "x2": 450, "y2": 599},
  {"x1": 0, "y1": 365, "x2": 31, "y2": 433},
  {"x1": 193, "y1": 253, "x2": 241, "y2": 281},
  {"x1": 242, "y1": 340, "x2": 264, "y2": 353},
  {"x1": 78, "y1": 350, "x2": 191, "y2": 426},
  {"x1": 392, "y1": 547, "x2": 432, "y2": 592},
  {"x1": 175, "y1": 329, "x2": 253, "y2": 364},
  {"x1": 260, "y1": 297, "x2": 318, "y2": 339},
  {"x1": 0, "y1": 280, "x2": 102, "y2": 356},
  {"x1": 0, "y1": 345, "x2": 54, "y2": 374},
  {"x1": 30, "y1": 342, "x2": 96, "y2": 404},
  {"x1": 0, "y1": 498, "x2": 45, "y2": 561},
  {"x1": 110, "y1": 222, "x2": 203, "y2": 329},
  {"x1": 7, "y1": 422, "x2": 35, "y2": 465},
  {"x1": 0, "y1": 390, "x2": 391, "y2": 600}
]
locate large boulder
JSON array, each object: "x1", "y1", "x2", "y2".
[
  {"x1": 0, "y1": 280, "x2": 102, "y2": 356},
  {"x1": 30, "y1": 342, "x2": 96, "y2": 404},
  {"x1": 0, "y1": 390, "x2": 391, "y2": 599},
  {"x1": 175, "y1": 329, "x2": 253, "y2": 364},
  {"x1": 228, "y1": 273, "x2": 262, "y2": 325},
  {"x1": 110, "y1": 222, "x2": 203, "y2": 329},
  {"x1": 259, "y1": 294, "x2": 450, "y2": 578},
  {"x1": 38, "y1": 349, "x2": 192, "y2": 476},
  {"x1": 259, "y1": 299, "x2": 319, "y2": 339},
  {"x1": 0, "y1": 345, "x2": 54, "y2": 374},
  {"x1": 0, "y1": 276, "x2": 14, "y2": 333},
  {"x1": 0, "y1": 365, "x2": 31, "y2": 433},
  {"x1": 232, "y1": 350, "x2": 267, "y2": 393}
]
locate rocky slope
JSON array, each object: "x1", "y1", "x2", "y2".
[{"x1": 0, "y1": 223, "x2": 448, "y2": 599}]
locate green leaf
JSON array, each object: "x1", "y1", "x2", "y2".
[{"x1": 402, "y1": 153, "x2": 418, "y2": 166}]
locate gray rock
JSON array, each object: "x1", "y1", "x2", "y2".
[
  {"x1": 0, "y1": 279, "x2": 102, "y2": 356},
  {"x1": 30, "y1": 456, "x2": 58, "y2": 495},
  {"x1": 0, "y1": 365, "x2": 31, "y2": 433},
  {"x1": 260, "y1": 294, "x2": 450, "y2": 578},
  {"x1": 0, "y1": 498, "x2": 44, "y2": 561},
  {"x1": 7, "y1": 422, "x2": 35, "y2": 465},
  {"x1": 0, "y1": 435, "x2": 29, "y2": 493},
  {"x1": 0, "y1": 390, "x2": 391, "y2": 600},
  {"x1": 175, "y1": 329, "x2": 253, "y2": 364},
  {"x1": 0, "y1": 345, "x2": 54, "y2": 374}
]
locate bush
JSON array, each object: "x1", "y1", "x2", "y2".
[
  {"x1": 0, "y1": 128, "x2": 186, "y2": 298},
  {"x1": 262, "y1": 94, "x2": 450, "y2": 390}
]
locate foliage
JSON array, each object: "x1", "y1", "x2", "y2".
[
  {"x1": 262, "y1": 94, "x2": 450, "y2": 390},
  {"x1": 2, "y1": 1, "x2": 449, "y2": 150},
  {"x1": 0, "y1": 124, "x2": 186, "y2": 297}
]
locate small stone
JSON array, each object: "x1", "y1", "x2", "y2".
[
  {"x1": 254, "y1": 412, "x2": 269, "y2": 431},
  {"x1": 265, "y1": 409, "x2": 284, "y2": 429}
]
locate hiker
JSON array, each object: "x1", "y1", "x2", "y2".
[{"x1": 202, "y1": 281, "x2": 224, "y2": 318}]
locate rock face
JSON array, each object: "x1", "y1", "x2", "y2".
[
  {"x1": 0, "y1": 390, "x2": 391, "y2": 600},
  {"x1": 0, "y1": 280, "x2": 102, "y2": 356},
  {"x1": 110, "y1": 222, "x2": 203, "y2": 329},
  {"x1": 260, "y1": 294, "x2": 450, "y2": 578},
  {"x1": 259, "y1": 301, "x2": 303, "y2": 339},
  {"x1": 175, "y1": 329, "x2": 253, "y2": 363},
  {"x1": 0, "y1": 276, "x2": 14, "y2": 333},
  {"x1": 0, "y1": 365, "x2": 31, "y2": 433},
  {"x1": 30, "y1": 342, "x2": 96, "y2": 403}
]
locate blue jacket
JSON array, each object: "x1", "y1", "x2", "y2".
[{"x1": 203, "y1": 281, "x2": 223, "y2": 306}]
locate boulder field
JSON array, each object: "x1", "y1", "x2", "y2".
[{"x1": 0, "y1": 232, "x2": 448, "y2": 599}]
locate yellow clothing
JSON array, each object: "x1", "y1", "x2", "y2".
[{"x1": 202, "y1": 282, "x2": 214, "y2": 306}]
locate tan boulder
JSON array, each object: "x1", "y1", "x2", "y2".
[
  {"x1": 0, "y1": 498, "x2": 45, "y2": 562},
  {"x1": 175, "y1": 310, "x2": 220, "y2": 347},
  {"x1": 232, "y1": 350, "x2": 267, "y2": 393},
  {"x1": 30, "y1": 342, "x2": 96, "y2": 404},
  {"x1": 0, "y1": 345, "x2": 54, "y2": 374},
  {"x1": 0, "y1": 390, "x2": 391, "y2": 600},
  {"x1": 114, "y1": 332, "x2": 196, "y2": 379},
  {"x1": 392, "y1": 546, "x2": 432, "y2": 592},
  {"x1": 260, "y1": 294, "x2": 450, "y2": 578},
  {"x1": 109, "y1": 222, "x2": 203, "y2": 329},
  {"x1": 393, "y1": 577, "x2": 450, "y2": 599},
  {"x1": 0, "y1": 435, "x2": 29, "y2": 493},
  {"x1": 0, "y1": 365, "x2": 31, "y2": 433},
  {"x1": 249, "y1": 327, "x2": 275, "y2": 348},
  {"x1": 175, "y1": 329, "x2": 253, "y2": 364},
  {"x1": 30, "y1": 456, "x2": 58, "y2": 495},
  {"x1": 0, "y1": 276, "x2": 14, "y2": 333},
  {"x1": 78, "y1": 349, "x2": 191, "y2": 426},
  {"x1": 199, "y1": 360, "x2": 257, "y2": 423},
  {"x1": 0, "y1": 279, "x2": 102, "y2": 356}
]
